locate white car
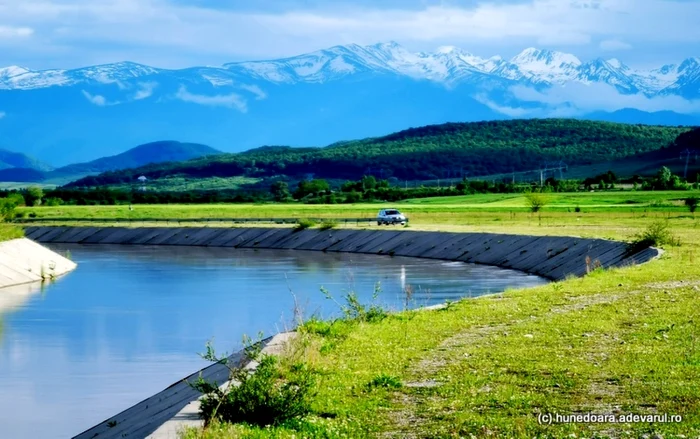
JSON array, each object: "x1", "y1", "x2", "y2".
[{"x1": 377, "y1": 209, "x2": 407, "y2": 226}]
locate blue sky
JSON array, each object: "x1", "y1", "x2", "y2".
[{"x1": 0, "y1": 0, "x2": 699, "y2": 70}]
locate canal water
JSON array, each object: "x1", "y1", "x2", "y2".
[{"x1": 0, "y1": 244, "x2": 547, "y2": 438}]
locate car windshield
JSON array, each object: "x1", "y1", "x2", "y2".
[{"x1": 385, "y1": 210, "x2": 399, "y2": 215}]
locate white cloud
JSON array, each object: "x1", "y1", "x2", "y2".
[
  {"x1": 133, "y1": 81, "x2": 157, "y2": 100},
  {"x1": 239, "y1": 84, "x2": 267, "y2": 100},
  {"x1": 499, "y1": 82, "x2": 700, "y2": 116},
  {"x1": 599, "y1": 39, "x2": 632, "y2": 51},
  {"x1": 1, "y1": 0, "x2": 700, "y2": 68},
  {"x1": 80, "y1": 90, "x2": 122, "y2": 106},
  {"x1": 93, "y1": 75, "x2": 128, "y2": 90},
  {"x1": 474, "y1": 94, "x2": 538, "y2": 118},
  {"x1": 0, "y1": 26, "x2": 33, "y2": 38},
  {"x1": 82, "y1": 90, "x2": 106, "y2": 106},
  {"x1": 174, "y1": 86, "x2": 247, "y2": 111}
]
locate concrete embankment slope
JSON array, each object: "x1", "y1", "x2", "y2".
[
  {"x1": 24, "y1": 226, "x2": 659, "y2": 280},
  {"x1": 0, "y1": 237, "x2": 77, "y2": 289}
]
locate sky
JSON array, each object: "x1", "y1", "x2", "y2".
[{"x1": 0, "y1": 0, "x2": 699, "y2": 70}]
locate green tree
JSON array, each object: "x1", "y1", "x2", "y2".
[
  {"x1": 270, "y1": 181, "x2": 291, "y2": 202},
  {"x1": 294, "y1": 179, "x2": 330, "y2": 199},
  {"x1": 24, "y1": 186, "x2": 44, "y2": 206},
  {"x1": 656, "y1": 166, "x2": 673, "y2": 189},
  {"x1": 361, "y1": 175, "x2": 377, "y2": 190}
]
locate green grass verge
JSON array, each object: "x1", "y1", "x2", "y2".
[
  {"x1": 0, "y1": 224, "x2": 24, "y2": 242},
  {"x1": 169, "y1": 194, "x2": 700, "y2": 438},
  {"x1": 14, "y1": 190, "x2": 700, "y2": 222}
]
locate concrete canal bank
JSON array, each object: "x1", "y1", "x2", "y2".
[
  {"x1": 25, "y1": 226, "x2": 659, "y2": 281},
  {"x1": 0, "y1": 237, "x2": 77, "y2": 289}
]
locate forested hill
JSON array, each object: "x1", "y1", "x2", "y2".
[{"x1": 68, "y1": 119, "x2": 692, "y2": 186}]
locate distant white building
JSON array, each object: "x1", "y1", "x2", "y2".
[{"x1": 137, "y1": 175, "x2": 147, "y2": 191}]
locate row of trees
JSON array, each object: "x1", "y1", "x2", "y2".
[{"x1": 3, "y1": 166, "x2": 697, "y2": 209}]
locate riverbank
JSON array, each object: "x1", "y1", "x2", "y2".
[
  {"x1": 0, "y1": 237, "x2": 76, "y2": 289},
  {"x1": 175, "y1": 217, "x2": 698, "y2": 439},
  {"x1": 24, "y1": 226, "x2": 658, "y2": 281},
  {"x1": 21, "y1": 224, "x2": 665, "y2": 438},
  {"x1": 14, "y1": 196, "x2": 700, "y2": 438}
]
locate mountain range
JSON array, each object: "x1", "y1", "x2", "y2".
[
  {"x1": 0, "y1": 42, "x2": 699, "y2": 165},
  {"x1": 0, "y1": 141, "x2": 220, "y2": 184}
]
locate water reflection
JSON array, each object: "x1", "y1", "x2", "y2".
[{"x1": 0, "y1": 244, "x2": 547, "y2": 438}]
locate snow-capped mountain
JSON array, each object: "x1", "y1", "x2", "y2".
[
  {"x1": 0, "y1": 42, "x2": 698, "y2": 166},
  {"x1": 2, "y1": 42, "x2": 698, "y2": 97}
]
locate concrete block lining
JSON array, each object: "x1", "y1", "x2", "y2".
[{"x1": 25, "y1": 227, "x2": 659, "y2": 281}]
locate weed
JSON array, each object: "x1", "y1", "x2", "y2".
[
  {"x1": 318, "y1": 219, "x2": 339, "y2": 230},
  {"x1": 320, "y1": 283, "x2": 388, "y2": 324},
  {"x1": 686, "y1": 196, "x2": 698, "y2": 214},
  {"x1": 585, "y1": 256, "x2": 603, "y2": 274},
  {"x1": 366, "y1": 373, "x2": 402, "y2": 390},
  {"x1": 191, "y1": 339, "x2": 316, "y2": 428},
  {"x1": 294, "y1": 218, "x2": 316, "y2": 231}
]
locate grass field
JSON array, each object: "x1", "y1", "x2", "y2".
[
  {"x1": 14, "y1": 190, "x2": 700, "y2": 222},
  {"x1": 16, "y1": 191, "x2": 700, "y2": 438},
  {"x1": 0, "y1": 224, "x2": 23, "y2": 242}
]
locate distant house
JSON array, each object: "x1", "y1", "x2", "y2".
[{"x1": 137, "y1": 175, "x2": 147, "y2": 191}]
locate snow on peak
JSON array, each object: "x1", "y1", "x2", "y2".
[
  {"x1": 511, "y1": 48, "x2": 581, "y2": 67},
  {"x1": 507, "y1": 48, "x2": 582, "y2": 83},
  {"x1": 678, "y1": 57, "x2": 700, "y2": 71},
  {"x1": 0, "y1": 65, "x2": 31, "y2": 78},
  {"x1": 606, "y1": 58, "x2": 622, "y2": 69},
  {"x1": 436, "y1": 46, "x2": 459, "y2": 54}
]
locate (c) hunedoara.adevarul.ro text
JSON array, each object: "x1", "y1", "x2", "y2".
[{"x1": 537, "y1": 413, "x2": 683, "y2": 425}]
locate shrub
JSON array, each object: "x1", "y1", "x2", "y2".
[
  {"x1": 300, "y1": 317, "x2": 352, "y2": 340},
  {"x1": 574, "y1": 205, "x2": 581, "y2": 213},
  {"x1": 629, "y1": 220, "x2": 680, "y2": 251},
  {"x1": 45, "y1": 197, "x2": 63, "y2": 207},
  {"x1": 318, "y1": 219, "x2": 338, "y2": 230},
  {"x1": 0, "y1": 197, "x2": 18, "y2": 222},
  {"x1": 192, "y1": 343, "x2": 316, "y2": 427},
  {"x1": 294, "y1": 218, "x2": 316, "y2": 231},
  {"x1": 685, "y1": 197, "x2": 698, "y2": 213},
  {"x1": 524, "y1": 192, "x2": 548, "y2": 213}
]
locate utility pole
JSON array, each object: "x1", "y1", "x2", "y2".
[{"x1": 681, "y1": 149, "x2": 691, "y2": 179}]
